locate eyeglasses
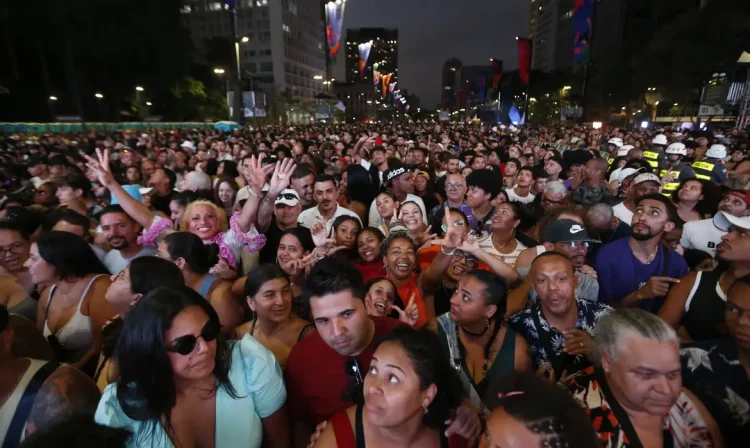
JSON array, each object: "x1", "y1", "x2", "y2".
[
  {"x1": 167, "y1": 319, "x2": 220, "y2": 355},
  {"x1": 451, "y1": 250, "x2": 479, "y2": 268},
  {"x1": 345, "y1": 357, "x2": 363, "y2": 385},
  {"x1": 114, "y1": 269, "x2": 129, "y2": 283},
  {"x1": 543, "y1": 197, "x2": 564, "y2": 206},
  {"x1": 445, "y1": 183, "x2": 466, "y2": 191},
  {"x1": 277, "y1": 193, "x2": 298, "y2": 201},
  {"x1": 441, "y1": 219, "x2": 466, "y2": 232},
  {"x1": 558, "y1": 241, "x2": 591, "y2": 250},
  {"x1": 0, "y1": 242, "x2": 26, "y2": 258}
]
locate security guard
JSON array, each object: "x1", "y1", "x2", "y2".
[
  {"x1": 606, "y1": 137, "x2": 623, "y2": 166},
  {"x1": 643, "y1": 134, "x2": 668, "y2": 172},
  {"x1": 692, "y1": 144, "x2": 728, "y2": 185},
  {"x1": 660, "y1": 143, "x2": 696, "y2": 196}
]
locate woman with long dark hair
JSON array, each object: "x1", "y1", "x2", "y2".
[
  {"x1": 169, "y1": 191, "x2": 201, "y2": 230},
  {"x1": 28, "y1": 231, "x2": 114, "y2": 371},
  {"x1": 343, "y1": 164, "x2": 374, "y2": 224},
  {"x1": 97, "y1": 256, "x2": 186, "y2": 391},
  {"x1": 233, "y1": 264, "x2": 315, "y2": 367},
  {"x1": 671, "y1": 178, "x2": 721, "y2": 223},
  {"x1": 353, "y1": 227, "x2": 386, "y2": 282},
  {"x1": 95, "y1": 286, "x2": 290, "y2": 447},
  {"x1": 159, "y1": 232, "x2": 245, "y2": 331},
  {"x1": 214, "y1": 176, "x2": 240, "y2": 218}
]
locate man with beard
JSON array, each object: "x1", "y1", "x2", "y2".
[
  {"x1": 297, "y1": 174, "x2": 360, "y2": 233},
  {"x1": 612, "y1": 171, "x2": 660, "y2": 226},
  {"x1": 680, "y1": 189, "x2": 749, "y2": 257},
  {"x1": 509, "y1": 252, "x2": 613, "y2": 381},
  {"x1": 99, "y1": 205, "x2": 155, "y2": 274},
  {"x1": 595, "y1": 194, "x2": 688, "y2": 312},
  {"x1": 290, "y1": 165, "x2": 316, "y2": 210},
  {"x1": 659, "y1": 212, "x2": 750, "y2": 342}
]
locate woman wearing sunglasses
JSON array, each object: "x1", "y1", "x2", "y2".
[
  {"x1": 233, "y1": 264, "x2": 315, "y2": 367},
  {"x1": 95, "y1": 286, "x2": 290, "y2": 448},
  {"x1": 315, "y1": 326, "x2": 467, "y2": 448},
  {"x1": 158, "y1": 232, "x2": 246, "y2": 332},
  {"x1": 97, "y1": 256, "x2": 185, "y2": 391}
]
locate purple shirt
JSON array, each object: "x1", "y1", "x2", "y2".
[{"x1": 594, "y1": 237, "x2": 688, "y2": 312}]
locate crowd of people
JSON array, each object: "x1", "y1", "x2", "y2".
[{"x1": 0, "y1": 121, "x2": 748, "y2": 447}]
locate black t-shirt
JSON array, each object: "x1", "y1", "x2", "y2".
[
  {"x1": 151, "y1": 191, "x2": 175, "y2": 216},
  {"x1": 259, "y1": 219, "x2": 312, "y2": 265}
]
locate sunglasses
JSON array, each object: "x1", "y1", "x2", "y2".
[
  {"x1": 167, "y1": 319, "x2": 220, "y2": 355},
  {"x1": 345, "y1": 357, "x2": 363, "y2": 384},
  {"x1": 277, "y1": 193, "x2": 298, "y2": 201},
  {"x1": 452, "y1": 250, "x2": 479, "y2": 268},
  {"x1": 441, "y1": 219, "x2": 466, "y2": 233}
]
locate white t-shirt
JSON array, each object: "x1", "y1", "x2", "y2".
[
  {"x1": 368, "y1": 194, "x2": 427, "y2": 227},
  {"x1": 680, "y1": 218, "x2": 727, "y2": 258},
  {"x1": 298, "y1": 203, "x2": 362, "y2": 234},
  {"x1": 503, "y1": 187, "x2": 536, "y2": 204},
  {"x1": 103, "y1": 246, "x2": 156, "y2": 275},
  {"x1": 613, "y1": 202, "x2": 634, "y2": 227}
]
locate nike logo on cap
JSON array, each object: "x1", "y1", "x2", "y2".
[{"x1": 570, "y1": 225, "x2": 584, "y2": 234}]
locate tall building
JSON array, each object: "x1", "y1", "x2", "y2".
[
  {"x1": 181, "y1": 0, "x2": 327, "y2": 120},
  {"x1": 441, "y1": 58, "x2": 463, "y2": 111},
  {"x1": 344, "y1": 28, "x2": 398, "y2": 85}
]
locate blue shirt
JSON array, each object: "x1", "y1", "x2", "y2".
[
  {"x1": 594, "y1": 237, "x2": 688, "y2": 312},
  {"x1": 95, "y1": 335, "x2": 286, "y2": 448}
]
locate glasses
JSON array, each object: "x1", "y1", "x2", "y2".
[
  {"x1": 451, "y1": 250, "x2": 479, "y2": 268},
  {"x1": 345, "y1": 357, "x2": 363, "y2": 384},
  {"x1": 445, "y1": 183, "x2": 466, "y2": 191},
  {"x1": 277, "y1": 193, "x2": 298, "y2": 201},
  {"x1": 543, "y1": 197, "x2": 564, "y2": 206},
  {"x1": 114, "y1": 269, "x2": 129, "y2": 283},
  {"x1": 558, "y1": 241, "x2": 591, "y2": 250},
  {"x1": 0, "y1": 242, "x2": 26, "y2": 258},
  {"x1": 167, "y1": 319, "x2": 220, "y2": 355},
  {"x1": 441, "y1": 219, "x2": 466, "y2": 232}
]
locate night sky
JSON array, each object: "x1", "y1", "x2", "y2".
[{"x1": 336, "y1": 0, "x2": 529, "y2": 109}]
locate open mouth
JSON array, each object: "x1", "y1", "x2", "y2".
[
  {"x1": 452, "y1": 265, "x2": 466, "y2": 275},
  {"x1": 395, "y1": 260, "x2": 411, "y2": 272},
  {"x1": 197, "y1": 227, "x2": 211, "y2": 232}
]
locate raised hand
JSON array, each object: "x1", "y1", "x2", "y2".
[
  {"x1": 432, "y1": 207, "x2": 463, "y2": 250},
  {"x1": 246, "y1": 154, "x2": 268, "y2": 191},
  {"x1": 311, "y1": 220, "x2": 336, "y2": 248},
  {"x1": 82, "y1": 148, "x2": 116, "y2": 188},
  {"x1": 268, "y1": 157, "x2": 296, "y2": 194},
  {"x1": 392, "y1": 293, "x2": 419, "y2": 326},
  {"x1": 459, "y1": 234, "x2": 480, "y2": 255},
  {"x1": 414, "y1": 225, "x2": 436, "y2": 247}
]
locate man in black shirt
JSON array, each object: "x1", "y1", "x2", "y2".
[{"x1": 147, "y1": 168, "x2": 176, "y2": 216}]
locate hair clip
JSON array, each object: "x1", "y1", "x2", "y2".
[{"x1": 498, "y1": 391, "x2": 525, "y2": 399}]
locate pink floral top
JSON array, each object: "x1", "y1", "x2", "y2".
[{"x1": 137, "y1": 211, "x2": 266, "y2": 270}]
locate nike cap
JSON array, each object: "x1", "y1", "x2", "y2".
[{"x1": 544, "y1": 219, "x2": 600, "y2": 244}]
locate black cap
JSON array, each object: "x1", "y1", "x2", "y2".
[
  {"x1": 385, "y1": 163, "x2": 411, "y2": 183},
  {"x1": 544, "y1": 219, "x2": 600, "y2": 244}
]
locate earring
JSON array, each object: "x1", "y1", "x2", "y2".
[
  {"x1": 422, "y1": 404, "x2": 429, "y2": 415},
  {"x1": 485, "y1": 315, "x2": 490, "y2": 330}
]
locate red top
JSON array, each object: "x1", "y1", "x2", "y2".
[
  {"x1": 388, "y1": 273, "x2": 429, "y2": 329},
  {"x1": 285, "y1": 316, "x2": 403, "y2": 425},
  {"x1": 353, "y1": 260, "x2": 386, "y2": 283}
]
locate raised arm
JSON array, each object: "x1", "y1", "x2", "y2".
[
  {"x1": 257, "y1": 158, "x2": 296, "y2": 233},
  {"x1": 418, "y1": 207, "x2": 463, "y2": 298},
  {"x1": 460, "y1": 235, "x2": 521, "y2": 287},
  {"x1": 235, "y1": 154, "x2": 268, "y2": 234},
  {"x1": 84, "y1": 148, "x2": 155, "y2": 230}
]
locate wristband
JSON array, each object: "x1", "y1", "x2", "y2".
[{"x1": 441, "y1": 246, "x2": 456, "y2": 256}]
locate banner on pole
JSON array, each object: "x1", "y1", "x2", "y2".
[
  {"x1": 358, "y1": 41, "x2": 373, "y2": 78},
  {"x1": 517, "y1": 39, "x2": 532, "y2": 84},
  {"x1": 491, "y1": 60, "x2": 503, "y2": 89},
  {"x1": 573, "y1": 0, "x2": 594, "y2": 66},
  {"x1": 325, "y1": 1, "x2": 345, "y2": 65}
]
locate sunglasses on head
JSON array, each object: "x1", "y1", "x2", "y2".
[
  {"x1": 167, "y1": 319, "x2": 220, "y2": 356},
  {"x1": 277, "y1": 193, "x2": 297, "y2": 201}
]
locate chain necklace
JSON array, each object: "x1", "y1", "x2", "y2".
[{"x1": 628, "y1": 239, "x2": 658, "y2": 265}]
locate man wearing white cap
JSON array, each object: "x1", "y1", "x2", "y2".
[
  {"x1": 180, "y1": 140, "x2": 196, "y2": 152},
  {"x1": 612, "y1": 171, "x2": 660, "y2": 226},
  {"x1": 680, "y1": 189, "x2": 750, "y2": 257}
]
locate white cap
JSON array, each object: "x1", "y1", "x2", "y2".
[
  {"x1": 608, "y1": 137, "x2": 623, "y2": 148},
  {"x1": 180, "y1": 141, "x2": 196, "y2": 151},
  {"x1": 714, "y1": 211, "x2": 750, "y2": 232},
  {"x1": 618, "y1": 167, "x2": 645, "y2": 184},
  {"x1": 672, "y1": 132, "x2": 683, "y2": 138},
  {"x1": 509, "y1": 125, "x2": 518, "y2": 133},
  {"x1": 652, "y1": 134, "x2": 668, "y2": 145},
  {"x1": 666, "y1": 143, "x2": 687, "y2": 156},
  {"x1": 707, "y1": 144, "x2": 727, "y2": 159},
  {"x1": 274, "y1": 189, "x2": 300, "y2": 207},
  {"x1": 634, "y1": 172, "x2": 661, "y2": 186},
  {"x1": 617, "y1": 145, "x2": 634, "y2": 157},
  {"x1": 571, "y1": 136, "x2": 581, "y2": 143}
]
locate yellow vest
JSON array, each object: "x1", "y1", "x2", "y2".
[
  {"x1": 643, "y1": 151, "x2": 660, "y2": 169},
  {"x1": 691, "y1": 161, "x2": 715, "y2": 181}
]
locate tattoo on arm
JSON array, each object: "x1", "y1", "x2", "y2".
[{"x1": 25, "y1": 366, "x2": 101, "y2": 437}]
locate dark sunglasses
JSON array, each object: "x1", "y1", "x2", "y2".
[
  {"x1": 167, "y1": 319, "x2": 220, "y2": 355},
  {"x1": 277, "y1": 193, "x2": 298, "y2": 201},
  {"x1": 345, "y1": 357, "x2": 363, "y2": 384}
]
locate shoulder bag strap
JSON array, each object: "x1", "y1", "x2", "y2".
[
  {"x1": 355, "y1": 404, "x2": 366, "y2": 448},
  {"x1": 330, "y1": 410, "x2": 356, "y2": 448},
  {"x1": 2, "y1": 361, "x2": 59, "y2": 448},
  {"x1": 594, "y1": 367, "x2": 644, "y2": 448}
]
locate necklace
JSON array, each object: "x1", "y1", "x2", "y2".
[
  {"x1": 628, "y1": 239, "x2": 658, "y2": 264},
  {"x1": 459, "y1": 320, "x2": 490, "y2": 337}
]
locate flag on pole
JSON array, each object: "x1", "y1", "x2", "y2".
[{"x1": 517, "y1": 39, "x2": 532, "y2": 84}]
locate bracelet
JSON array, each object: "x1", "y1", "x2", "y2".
[
  {"x1": 247, "y1": 186, "x2": 259, "y2": 197},
  {"x1": 441, "y1": 246, "x2": 456, "y2": 256}
]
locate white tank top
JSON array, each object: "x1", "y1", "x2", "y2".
[
  {"x1": 0, "y1": 359, "x2": 48, "y2": 446},
  {"x1": 43, "y1": 275, "x2": 106, "y2": 363}
]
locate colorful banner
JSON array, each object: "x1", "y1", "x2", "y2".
[
  {"x1": 517, "y1": 39, "x2": 532, "y2": 84},
  {"x1": 491, "y1": 59, "x2": 503, "y2": 89},
  {"x1": 325, "y1": 1, "x2": 345, "y2": 65},
  {"x1": 389, "y1": 82, "x2": 397, "y2": 93},
  {"x1": 573, "y1": 0, "x2": 594, "y2": 66},
  {"x1": 381, "y1": 73, "x2": 392, "y2": 97},
  {"x1": 358, "y1": 41, "x2": 373, "y2": 78},
  {"x1": 477, "y1": 74, "x2": 487, "y2": 101}
]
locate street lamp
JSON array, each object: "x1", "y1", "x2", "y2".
[
  {"x1": 563, "y1": 86, "x2": 571, "y2": 90},
  {"x1": 146, "y1": 102, "x2": 152, "y2": 106},
  {"x1": 49, "y1": 96, "x2": 58, "y2": 101},
  {"x1": 214, "y1": 68, "x2": 226, "y2": 74},
  {"x1": 241, "y1": 36, "x2": 249, "y2": 43},
  {"x1": 95, "y1": 93, "x2": 104, "y2": 99},
  {"x1": 313, "y1": 75, "x2": 323, "y2": 80},
  {"x1": 674, "y1": 103, "x2": 679, "y2": 106},
  {"x1": 135, "y1": 86, "x2": 144, "y2": 92}
]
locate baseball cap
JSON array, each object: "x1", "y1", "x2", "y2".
[
  {"x1": 617, "y1": 145, "x2": 634, "y2": 157},
  {"x1": 139, "y1": 187, "x2": 154, "y2": 195},
  {"x1": 275, "y1": 189, "x2": 300, "y2": 207},
  {"x1": 713, "y1": 211, "x2": 750, "y2": 232},
  {"x1": 544, "y1": 219, "x2": 600, "y2": 244},
  {"x1": 111, "y1": 184, "x2": 142, "y2": 205},
  {"x1": 617, "y1": 167, "x2": 645, "y2": 184},
  {"x1": 180, "y1": 141, "x2": 196, "y2": 151},
  {"x1": 415, "y1": 170, "x2": 431, "y2": 181},
  {"x1": 725, "y1": 189, "x2": 750, "y2": 206},
  {"x1": 385, "y1": 163, "x2": 411, "y2": 183},
  {"x1": 634, "y1": 172, "x2": 661, "y2": 185}
]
